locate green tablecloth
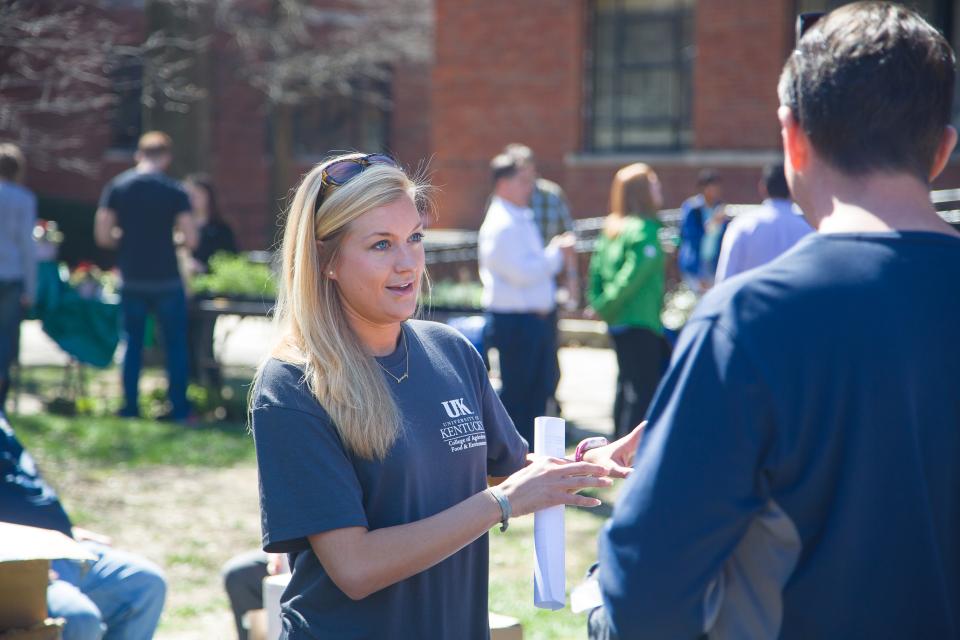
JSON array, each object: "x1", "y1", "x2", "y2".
[{"x1": 29, "y1": 262, "x2": 120, "y2": 368}]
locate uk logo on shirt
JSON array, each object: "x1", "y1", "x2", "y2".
[
  {"x1": 438, "y1": 397, "x2": 486, "y2": 453},
  {"x1": 441, "y1": 398, "x2": 474, "y2": 419}
]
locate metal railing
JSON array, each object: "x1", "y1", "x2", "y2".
[{"x1": 422, "y1": 189, "x2": 960, "y2": 266}]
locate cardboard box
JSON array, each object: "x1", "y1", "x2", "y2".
[
  {"x1": 242, "y1": 609, "x2": 267, "y2": 640},
  {"x1": 0, "y1": 523, "x2": 95, "y2": 635},
  {"x1": 489, "y1": 612, "x2": 523, "y2": 640},
  {"x1": 0, "y1": 619, "x2": 64, "y2": 640}
]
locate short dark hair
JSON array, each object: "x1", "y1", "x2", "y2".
[
  {"x1": 778, "y1": 2, "x2": 955, "y2": 180},
  {"x1": 763, "y1": 163, "x2": 791, "y2": 199},
  {"x1": 697, "y1": 169, "x2": 720, "y2": 188},
  {"x1": 490, "y1": 152, "x2": 525, "y2": 183},
  {"x1": 0, "y1": 144, "x2": 25, "y2": 181}
]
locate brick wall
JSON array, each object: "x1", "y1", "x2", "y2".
[
  {"x1": 14, "y1": 0, "x2": 960, "y2": 253},
  {"x1": 564, "y1": 162, "x2": 769, "y2": 218},
  {"x1": 693, "y1": 0, "x2": 793, "y2": 149},
  {"x1": 208, "y1": 34, "x2": 273, "y2": 251},
  {"x1": 431, "y1": 0, "x2": 585, "y2": 229},
  {"x1": 391, "y1": 62, "x2": 434, "y2": 174},
  {"x1": 430, "y1": 0, "x2": 799, "y2": 228}
]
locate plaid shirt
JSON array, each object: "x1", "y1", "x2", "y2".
[{"x1": 530, "y1": 178, "x2": 574, "y2": 245}]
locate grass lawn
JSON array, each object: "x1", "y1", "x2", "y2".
[{"x1": 13, "y1": 408, "x2": 619, "y2": 639}]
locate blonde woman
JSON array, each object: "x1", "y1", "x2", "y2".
[
  {"x1": 250, "y1": 153, "x2": 641, "y2": 639},
  {"x1": 587, "y1": 163, "x2": 667, "y2": 440}
]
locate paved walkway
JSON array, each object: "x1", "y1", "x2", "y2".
[{"x1": 18, "y1": 318, "x2": 617, "y2": 436}]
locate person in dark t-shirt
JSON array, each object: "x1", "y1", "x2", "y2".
[
  {"x1": 600, "y1": 5, "x2": 960, "y2": 639},
  {"x1": 95, "y1": 131, "x2": 197, "y2": 421},
  {"x1": 251, "y1": 153, "x2": 642, "y2": 639}
]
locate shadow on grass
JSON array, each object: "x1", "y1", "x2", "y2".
[{"x1": 10, "y1": 413, "x2": 255, "y2": 469}]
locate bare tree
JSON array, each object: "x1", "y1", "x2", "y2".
[
  {"x1": 0, "y1": 0, "x2": 206, "y2": 175},
  {"x1": 0, "y1": 0, "x2": 432, "y2": 176},
  {"x1": 219, "y1": 0, "x2": 432, "y2": 106},
  {"x1": 0, "y1": 2, "x2": 119, "y2": 174}
]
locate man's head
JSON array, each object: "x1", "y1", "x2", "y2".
[
  {"x1": 135, "y1": 131, "x2": 173, "y2": 170},
  {"x1": 778, "y1": 2, "x2": 956, "y2": 189},
  {"x1": 0, "y1": 144, "x2": 25, "y2": 183},
  {"x1": 697, "y1": 169, "x2": 722, "y2": 205},
  {"x1": 503, "y1": 143, "x2": 537, "y2": 172},
  {"x1": 760, "y1": 163, "x2": 791, "y2": 200},
  {"x1": 491, "y1": 152, "x2": 536, "y2": 207}
]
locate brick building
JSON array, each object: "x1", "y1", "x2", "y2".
[
  {"x1": 8, "y1": 0, "x2": 960, "y2": 253},
  {"x1": 431, "y1": 0, "x2": 960, "y2": 229}
]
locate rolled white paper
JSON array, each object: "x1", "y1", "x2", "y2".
[{"x1": 533, "y1": 415, "x2": 566, "y2": 610}]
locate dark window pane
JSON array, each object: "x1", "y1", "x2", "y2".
[
  {"x1": 292, "y1": 82, "x2": 390, "y2": 156},
  {"x1": 622, "y1": 17, "x2": 676, "y2": 65},
  {"x1": 588, "y1": 0, "x2": 693, "y2": 151},
  {"x1": 593, "y1": 117, "x2": 617, "y2": 150},
  {"x1": 620, "y1": 70, "x2": 676, "y2": 118},
  {"x1": 109, "y1": 56, "x2": 143, "y2": 151}
]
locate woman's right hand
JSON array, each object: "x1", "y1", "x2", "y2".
[{"x1": 497, "y1": 458, "x2": 613, "y2": 518}]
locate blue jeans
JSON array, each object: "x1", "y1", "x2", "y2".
[
  {"x1": 121, "y1": 287, "x2": 190, "y2": 419},
  {"x1": 0, "y1": 280, "x2": 23, "y2": 409},
  {"x1": 49, "y1": 542, "x2": 166, "y2": 640}
]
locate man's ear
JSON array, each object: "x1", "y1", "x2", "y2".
[
  {"x1": 778, "y1": 105, "x2": 809, "y2": 174},
  {"x1": 929, "y1": 125, "x2": 958, "y2": 183}
]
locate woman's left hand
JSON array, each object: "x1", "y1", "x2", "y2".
[{"x1": 582, "y1": 422, "x2": 646, "y2": 478}]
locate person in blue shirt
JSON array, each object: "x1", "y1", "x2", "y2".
[
  {"x1": 678, "y1": 169, "x2": 727, "y2": 292},
  {"x1": 0, "y1": 414, "x2": 166, "y2": 640},
  {"x1": 0, "y1": 144, "x2": 36, "y2": 414},
  {"x1": 600, "y1": 3, "x2": 960, "y2": 638}
]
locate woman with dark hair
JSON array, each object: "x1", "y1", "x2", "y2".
[
  {"x1": 587, "y1": 163, "x2": 667, "y2": 439},
  {"x1": 184, "y1": 174, "x2": 237, "y2": 271}
]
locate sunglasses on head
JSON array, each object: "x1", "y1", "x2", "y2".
[{"x1": 314, "y1": 153, "x2": 399, "y2": 214}]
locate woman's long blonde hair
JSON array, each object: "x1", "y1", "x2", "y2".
[{"x1": 254, "y1": 154, "x2": 428, "y2": 460}]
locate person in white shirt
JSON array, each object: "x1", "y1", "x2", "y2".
[
  {"x1": 714, "y1": 163, "x2": 813, "y2": 282},
  {"x1": 478, "y1": 152, "x2": 574, "y2": 446}
]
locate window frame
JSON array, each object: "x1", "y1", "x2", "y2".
[
  {"x1": 107, "y1": 54, "x2": 144, "y2": 153},
  {"x1": 585, "y1": 0, "x2": 695, "y2": 153},
  {"x1": 290, "y1": 78, "x2": 393, "y2": 161}
]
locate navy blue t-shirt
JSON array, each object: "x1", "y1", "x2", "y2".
[
  {"x1": 0, "y1": 416, "x2": 73, "y2": 536},
  {"x1": 601, "y1": 231, "x2": 960, "y2": 639},
  {"x1": 252, "y1": 320, "x2": 528, "y2": 640},
  {"x1": 99, "y1": 169, "x2": 191, "y2": 286}
]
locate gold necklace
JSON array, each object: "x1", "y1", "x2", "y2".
[{"x1": 378, "y1": 327, "x2": 409, "y2": 383}]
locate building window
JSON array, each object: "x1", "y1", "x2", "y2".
[
  {"x1": 109, "y1": 55, "x2": 143, "y2": 152},
  {"x1": 292, "y1": 83, "x2": 391, "y2": 158},
  {"x1": 587, "y1": 0, "x2": 695, "y2": 152}
]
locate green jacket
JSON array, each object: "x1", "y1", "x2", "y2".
[{"x1": 587, "y1": 216, "x2": 664, "y2": 332}]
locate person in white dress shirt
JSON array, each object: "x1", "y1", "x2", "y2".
[
  {"x1": 478, "y1": 152, "x2": 575, "y2": 446},
  {"x1": 714, "y1": 163, "x2": 813, "y2": 283}
]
